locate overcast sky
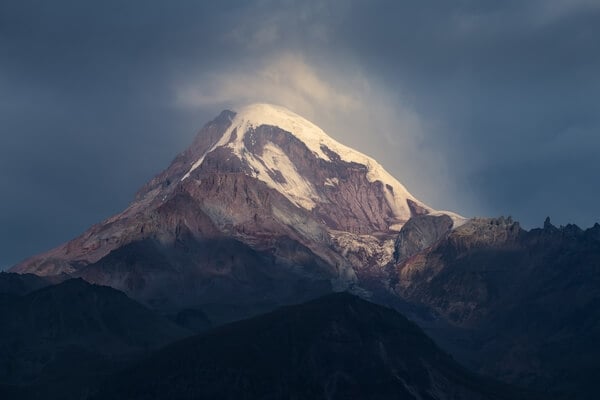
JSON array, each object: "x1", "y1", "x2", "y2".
[{"x1": 1, "y1": 0, "x2": 599, "y2": 269}]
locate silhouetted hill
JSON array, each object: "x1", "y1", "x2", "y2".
[
  {"x1": 97, "y1": 292, "x2": 532, "y2": 400},
  {"x1": 0, "y1": 272, "x2": 53, "y2": 295},
  {"x1": 0, "y1": 278, "x2": 190, "y2": 399}
]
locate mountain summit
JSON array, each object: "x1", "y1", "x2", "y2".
[
  {"x1": 139, "y1": 103, "x2": 463, "y2": 233},
  {"x1": 182, "y1": 103, "x2": 428, "y2": 222},
  {"x1": 12, "y1": 104, "x2": 463, "y2": 314}
]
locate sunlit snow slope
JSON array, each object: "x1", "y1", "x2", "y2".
[{"x1": 182, "y1": 103, "x2": 460, "y2": 227}]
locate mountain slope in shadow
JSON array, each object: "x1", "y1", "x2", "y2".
[
  {"x1": 97, "y1": 292, "x2": 533, "y2": 400},
  {"x1": 0, "y1": 278, "x2": 190, "y2": 399}
]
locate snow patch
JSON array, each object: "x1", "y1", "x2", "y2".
[
  {"x1": 330, "y1": 230, "x2": 396, "y2": 268},
  {"x1": 324, "y1": 177, "x2": 339, "y2": 187},
  {"x1": 181, "y1": 154, "x2": 207, "y2": 181},
  {"x1": 247, "y1": 143, "x2": 319, "y2": 209}
]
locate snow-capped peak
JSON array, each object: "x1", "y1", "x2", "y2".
[{"x1": 181, "y1": 103, "x2": 435, "y2": 225}]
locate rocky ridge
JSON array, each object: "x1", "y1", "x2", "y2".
[{"x1": 392, "y1": 217, "x2": 600, "y2": 398}]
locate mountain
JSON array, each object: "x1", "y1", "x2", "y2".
[
  {"x1": 9, "y1": 103, "x2": 599, "y2": 398},
  {"x1": 0, "y1": 272, "x2": 53, "y2": 295},
  {"x1": 11, "y1": 103, "x2": 463, "y2": 315},
  {"x1": 95, "y1": 292, "x2": 531, "y2": 400},
  {"x1": 0, "y1": 278, "x2": 189, "y2": 399},
  {"x1": 392, "y1": 217, "x2": 600, "y2": 398}
]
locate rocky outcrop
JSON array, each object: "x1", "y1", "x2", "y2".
[
  {"x1": 394, "y1": 214, "x2": 454, "y2": 263},
  {"x1": 133, "y1": 110, "x2": 236, "y2": 203},
  {"x1": 445, "y1": 216, "x2": 522, "y2": 252},
  {"x1": 394, "y1": 217, "x2": 524, "y2": 324}
]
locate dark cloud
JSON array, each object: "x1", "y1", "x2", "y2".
[{"x1": 1, "y1": 0, "x2": 599, "y2": 269}]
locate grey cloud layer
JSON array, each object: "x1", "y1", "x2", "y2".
[{"x1": 1, "y1": 0, "x2": 599, "y2": 268}]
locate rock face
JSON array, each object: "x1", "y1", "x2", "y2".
[
  {"x1": 392, "y1": 217, "x2": 600, "y2": 399},
  {"x1": 95, "y1": 293, "x2": 528, "y2": 400},
  {"x1": 11, "y1": 103, "x2": 462, "y2": 313},
  {"x1": 394, "y1": 214, "x2": 454, "y2": 263},
  {"x1": 395, "y1": 217, "x2": 523, "y2": 324}
]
